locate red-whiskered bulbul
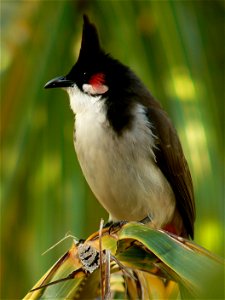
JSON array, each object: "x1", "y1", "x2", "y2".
[{"x1": 45, "y1": 15, "x2": 195, "y2": 239}]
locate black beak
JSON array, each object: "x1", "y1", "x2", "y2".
[{"x1": 44, "y1": 76, "x2": 74, "y2": 89}]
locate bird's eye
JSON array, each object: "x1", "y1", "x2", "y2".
[{"x1": 82, "y1": 72, "x2": 88, "y2": 82}]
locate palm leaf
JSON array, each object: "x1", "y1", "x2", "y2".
[{"x1": 23, "y1": 223, "x2": 224, "y2": 299}]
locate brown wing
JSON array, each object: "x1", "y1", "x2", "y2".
[{"x1": 145, "y1": 98, "x2": 195, "y2": 239}]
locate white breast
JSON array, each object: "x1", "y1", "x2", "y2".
[{"x1": 67, "y1": 86, "x2": 175, "y2": 228}]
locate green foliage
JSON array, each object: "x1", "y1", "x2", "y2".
[
  {"x1": 24, "y1": 223, "x2": 224, "y2": 299},
  {"x1": 1, "y1": 1, "x2": 224, "y2": 298}
]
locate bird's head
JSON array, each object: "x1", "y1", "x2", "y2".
[
  {"x1": 45, "y1": 15, "x2": 110, "y2": 95},
  {"x1": 45, "y1": 15, "x2": 149, "y2": 132}
]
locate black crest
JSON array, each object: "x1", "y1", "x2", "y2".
[{"x1": 78, "y1": 15, "x2": 103, "y2": 62}]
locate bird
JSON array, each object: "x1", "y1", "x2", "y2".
[{"x1": 45, "y1": 15, "x2": 195, "y2": 239}]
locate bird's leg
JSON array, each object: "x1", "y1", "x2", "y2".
[
  {"x1": 107, "y1": 214, "x2": 154, "y2": 234},
  {"x1": 103, "y1": 220, "x2": 113, "y2": 228},
  {"x1": 138, "y1": 214, "x2": 153, "y2": 225},
  {"x1": 107, "y1": 220, "x2": 128, "y2": 234}
]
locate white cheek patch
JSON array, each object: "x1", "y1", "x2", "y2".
[{"x1": 82, "y1": 83, "x2": 109, "y2": 95}]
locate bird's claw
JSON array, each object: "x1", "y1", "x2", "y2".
[
  {"x1": 108, "y1": 220, "x2": 128, "y2": 234},
  {"x1": 139, "y1": 215, "x2": 152, "y2": 225}
]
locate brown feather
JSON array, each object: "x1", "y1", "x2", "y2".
[{"x1": 142, "y1": 95, "x2": 195, "y2": 238}]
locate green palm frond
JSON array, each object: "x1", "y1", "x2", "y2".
[{"x1": 24, "y1": 223, "x2": 224, "y2": 299}]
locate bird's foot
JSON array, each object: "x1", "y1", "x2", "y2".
[
  {"x1": 138, "y1": 214, "x2": 153, "y2": 225},
  {"x1": 103, "y1": 220, "x2": 113, "y2": 228},
  {"x1": 139, "y1": 214, "x2": 158, "y2": 230},
  {"x1": 108, "y1": 220, "x2": 128, "y2": 234},
  {"x1": 106, "y1": 215, "x2": 154, "y2": 235}
]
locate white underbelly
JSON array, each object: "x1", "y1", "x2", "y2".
[
  {"x1": 74, "y1": 107, "x2": 175, "y2": 228},
  {"x1": 78, "y1": 151, "x2": 175, "y2": 227}
]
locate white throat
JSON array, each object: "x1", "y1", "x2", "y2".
[{"x1": 66, "y1": 85, "x2": 104, "y2": 117}]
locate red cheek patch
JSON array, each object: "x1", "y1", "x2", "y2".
[
  {"x1": 86, "y1": 72, "x2": 108, "y2": 94},
  {"x1": 89, "y1": 73, "x2": 105, "y2": 86}
]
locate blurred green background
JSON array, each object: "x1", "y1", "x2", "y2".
[{"x1": 1, "y1": 0, "x2": 224, "y2": 298}]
